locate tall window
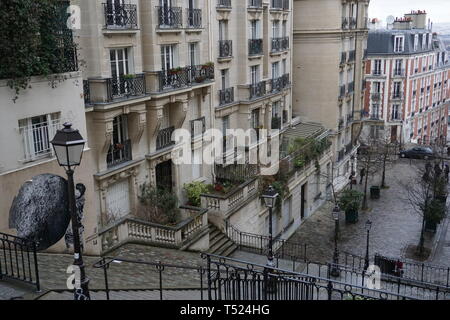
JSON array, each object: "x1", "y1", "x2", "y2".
[
  {"x1": 110, "y1": 48, "x2": 130, "y2": 95},
  {"x1": 251, "y1": 108, "x2": 260, "y2": 128},
  {"x1": 220, "y1": 69, "x2": 229, "y2": 90},
  {"x1": 219, "y1": 20, "x2": 228, "y2": 41},
  {"x1": 394, "y1": 59, "x2": 402, "y2": 75},
  {"x1": 392, "y1": 104, "x2": 400, "y2": 120},
  {"x1": 373, "y1": 60, "x2": 382, "y2": 75},
  {"x1": 393, "y1": 82, "x2": 401, "y2": 97},
  {"x1": 414, "y1": 34, "x2": 419, "y2": 51},
  {"x1": 250, "y1": 65, "x2": 260, "y2": 84},
  {"x1": 272, "y1": 61, "x2": 280, "y2": 79},
  {"x1": 188, "y1": 42, "x2": 199, "y2": 66},
  {"x1": 249, "y1": 20, "x2": 261, "y2": 39},
  {"x1": 272, "y1": 20, "x2": 280, "y2": 38},
  {"x1": 107, "y1": 115, "x2": 131, "y2": 167},
  {"x1": 394, "y1": 35, "x2": 404, "y2": 53},
  {"x1": 161, "y1": 44, "x2": 177, "y2": 70}
]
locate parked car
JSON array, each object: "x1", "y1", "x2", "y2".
[{"x1": 399, "y1": 147, "x2": 434, "y2": 160}]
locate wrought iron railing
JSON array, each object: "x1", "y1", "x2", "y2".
[
  {"x1": 186, "y1": 8, "x2": 202, "y2": 28},
  {"x1": 248, "y1": 39, "x2": 263, "y2": 55},
  {"x1": 215, "y1": 164, "x2": 259, "y2": 184},
  {"x1": 249, "y1": 81, "x2": 266, "y2": 99},
  {"x1": 0, "y1": 232, "x2": 40, "y2": 292},
  {"x1": 103, "y1": 3, "x2": 138, "y2": 29},
  {"x1": 202, "y1": 253, "x2": 418, "y2": 300},
  {"x1": 271, "y1": 37, "x2": 289, "y2": 52},
  {"x1": 156, "y1": 126, "x2": 175, "y2": 150},
  {"x1": 271, "y1": 74, "x2": 290, "y2": 92},
  {"x1": 156, "y1": 6, "x2": 182, "y2": 28},
  {"x1": 158, "y1": 64, "x2": 214, "y2": 92},
  {"x1": 218, "y1": 40, "x2": 232, "y2": 58},
  {"x1": 107, "y1": 74, "x2": 146, "y2": 100},
  {"x1": 219, "y1": 87, "x2": 234, "y2": 105},
  {"x1": 106, "y1": 139, "x2": 132, "y2": 168}
]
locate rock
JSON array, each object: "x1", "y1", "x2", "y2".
[{"x1": 9, "y1": 174, "x2": 71, "y2": 251}]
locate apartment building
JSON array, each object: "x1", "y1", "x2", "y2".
[
  {"x1": 292, "y1": 0, "x2": 369, "y2": 190},
  {"x1": 363, "y1": 11, "x2": 450, "y2": 146}
]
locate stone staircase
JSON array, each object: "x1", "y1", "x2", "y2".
[{"x1": 208, "y1": 225, "x2": 238, "y2": 257}]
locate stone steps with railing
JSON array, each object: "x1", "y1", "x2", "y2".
[{"x1": 207, "y1": 225, "x2": 238, "y2": 257}]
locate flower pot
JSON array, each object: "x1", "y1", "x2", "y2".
[{"x1": 345, "y1": 209, "x2": 359, "y2": 223}]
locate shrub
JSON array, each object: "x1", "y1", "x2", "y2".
[
  {"x1": 138, "y1": 183, "x2": 180, "y2": 225},
  {"x1": 184, "y1": 181, "x2": 209, "y2": 207},
  {"x1": 338, "y1": 189, "x2": 363, "y2": 212}
]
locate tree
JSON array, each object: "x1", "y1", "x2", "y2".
[
  {"x1": 357, "y1": 136, "x2": 381, "y2": 210},
  {"x1": 400, "y1": 163, "x2": 448, "y2": 255},
  {"x1": 374, "y1": 136, "x2": 398, "y2": 189}
]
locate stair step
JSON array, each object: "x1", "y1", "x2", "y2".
[
  {"x1": 209, "y1": 235, "x2": 229, "y2": 253},
  {"x1": 215, "y1": 241, "x2": 236, "y2": 256},
  {"x1": 222, "y1": 243, "x2": 238, "y2": 257}
]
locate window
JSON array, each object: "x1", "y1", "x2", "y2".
[
  {"x1": 251, "y1": 108, "x2": 260, "y2": 129},
  {"x1": 110, "y1": 48, "x2": 131, "y2": 95},
  {"x1": 272, "y1": 61, "x2": 280, "y2": 79},
  {"x1": 249, "y1": 20, "x2": 261, "y2": 39},
  {"x1": 250, "y1": 65, "x2": 260, "y2": 84},
  {"x1": 188, "y1": 42, "x2": 200, "y2": 66},
  {"x1": 282, "y1": 59, "x2": 287, "y2": 75},
  {"x1": 393, "y1": 82, "x2": 401, "y2": 98},
  {"x1": 220, "y1": 69, "x2": 229, "y2": 90},
  {"x1": 19, "y1": 113, "x2": 60, "y2": 162},
  {"x1": 373, "y1": 60, "x2": 382, "y2": 75},
  {"x1": 219, "y1": 20, "x2": 228, "y2": 41},
  {"x1": 107, "y1": 115, "x2": 131, "y2": 167},
  {"x1": 414, "y1": 34, "x2": 419, "y2": 51},
  {"x1": 272, "y1": 20, "x2": 280, "y2": 38},
  {"x1": 394, "y1": 59, "x2": 402, "y2": 75},
  {"x1": 272, "y1": 101, "x2": 280, "y2": 118},
  {"x1": 192, "y1": 148, "x2": 201, "y2": 180},
  {"x1": 282, "y1": 21, "x2": 287, "y2": 37},
  {"x1": 161, "y1": 44, "x2": 178, "y2": 70},
  {"x1": 394, "y1": 35, "x2": 404, "y2": 53},
  {"x1": 106, "y1": 179, "x2": 130, "y2": 221},
  {"x1": 222, "y1": 115, "x2": 230, "y2": 136},
  {"x1": 392, "y1": 104, "x2": 400, "y2": 120},
  {"x1": 422, "y1": 34, "x2": 426, "y2": 49}
]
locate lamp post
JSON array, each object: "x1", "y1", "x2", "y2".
[
  {"x1": 51, "y1": 122, "x2": 90, "y2": 300},
  {"x1": 262, "y1": 185, "x2": 279, "y2": 267},
  {"x1": 364, "y1": 219, "x2": 372, "y2": 272},
  {"x1": 350, "y1": 155, "x2": 356, "y2": 190},
  {"x1": 330, "y1": 205, "x2": 341, "y2": 277}
]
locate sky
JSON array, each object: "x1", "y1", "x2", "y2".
[{"x1": 369, "y1": 0, "x2": 450, "y2": 24}]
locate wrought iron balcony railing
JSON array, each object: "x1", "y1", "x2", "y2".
[
  {"x1": 217, "y1": 0, "x2": 232, "y2": 8},
  {"x1": 248, "y1": 0, "x2": 262, "y2": 8},
  {"x1": 271, "y1": 74, "x2": 290, "y2": 92},
  {"x1": 272, "y1": 116, "x2": 282, "y2": 130},
  {"x1": 186, "y1": 8, "x2": 202, "y2": 28},
  {"x1": 219, "y1": 87, "x2": 234, "y2": 106},
  {"x1": 103, "y1": 3, "x2": 138, "y2": 29},
  {"x1": 271, "y1": 37, "x2": 289, "y2": 52},
  {"x1": 156, "y1": 6, "x2": 182, "y2": 28},
  {"x1": 249, "y1": 81, "x2": 266, "y2": 99},
  {"x1": 158, "y1": 64, "x2": 214, "y2": 92},
  {"x1": 107, "y1": 139, "x2": 132, "y2": 168},
  {"x1": 156, "y1": 126, "x2": 175, "y2": 150},
  {"x1": 107, "y1": 73, "x2": 146, "y2": 100},
  {"x1": 218, "y1": 40, "x2": 232, "y2": 58},
  {"x1": 248, "y1": 39, "x2": 263, "y2": 56}
]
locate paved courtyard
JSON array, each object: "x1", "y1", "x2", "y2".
[{"x1": 286, "y1": 158, "x2": 450, "y2": 267}]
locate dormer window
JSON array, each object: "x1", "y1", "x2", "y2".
[
  {"x1": 422, "y1": 34, "x2": 426, "y2": 48},
  {"x1": 394, "y1": 35, "x2": 404, "y2": 53},
  {"x1": 414, "y1": 34, "x2": 419, "y2": 51}
]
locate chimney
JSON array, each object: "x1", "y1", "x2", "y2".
[{"x1": 404, "y1": 10, "x2": 427, "y2": 29}]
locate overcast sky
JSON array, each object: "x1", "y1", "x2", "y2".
[{"x1": 369, "y1": 0, "x2": 450, "y2": 24}]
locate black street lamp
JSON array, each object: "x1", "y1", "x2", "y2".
[
  {"x1": 51, "y1": 122, "x2": 90, "y2": 300},
  {"x1": 330, "y1": 205, "x2": 341, "y2": 277},
  {"x1": 364, "y1": 219, "x2": 372, "y2": 271},
  {"x1": 262, "y1": 185, "x2": 279, "y2": 267}
]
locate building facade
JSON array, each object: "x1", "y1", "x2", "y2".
[
  {"x1": 363, "y1": 11, "x2": 450, "y2": 146},
  {"x1": 292, "y1": 0, "x2": 369, "y2": 190}
]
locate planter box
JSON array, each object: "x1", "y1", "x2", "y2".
[
  {"x1": 370, "y1": 186, "x2": 381, "y2": 199},
  {"x1": 345, "y1": 209, "x2": 359, "y2": 223}
]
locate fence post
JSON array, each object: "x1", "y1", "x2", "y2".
[
  {"x1": 102, "y1": 258, "x2": 110, "y2": 301},
  {"x1": 32, "y1": 242, "x2": 40, "y2": 292},
  {"x1": 327, "y1": 280, "x2": 333, "y2": 300},
  {"x1": 304, "y1": 244, "x2": 307, "y2": 262},
  {"x1": 156, "y1": 261, "x2": 164, "y2": 301},
  {"x1": 446, "y1": 267, "x2": 449, "y2": 288},
  {"x1": 207, "y1": 255, "x2": 212, "y2": 301},
  {"x1": 199, "y1": 266, "x2": 204, "y2": 301},
  {"x1": 421, "y1": 263, "x2": 424, "y2": 282}
]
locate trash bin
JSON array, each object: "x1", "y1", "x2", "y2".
[{"x1": 370, "y1": 186, "x2": 381, "y2": 199}]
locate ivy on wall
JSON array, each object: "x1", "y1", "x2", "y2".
[{"x1": 0, "y1": 0, "x2": 78, "y2": 101}]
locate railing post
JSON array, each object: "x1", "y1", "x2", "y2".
[
  {"x1": 32, "y1": 242, "x2": 40, "y2": 292},
  {"x1": 446, "y1": 267, "x2": 449, "y2": 288},
  {"x1": 326, "y1": 280, "x2": 333, "y2": 300},
  {"x1": 421, "y1": 263, "x2": 424, "y2": 282},
  {"x1": 207, "y1": 255, "x2": 212, "y2": 301},
  {"x1": 156, "y1": 261, "x2": 164, "y2": 301},
  {"x1": 102, "y1": 258, "x2": 110, "y2": 301}
]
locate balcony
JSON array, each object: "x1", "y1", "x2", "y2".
[
  {"x1": 272, "y1": 117, "x2": 282, "y2": 130},
  {"x1": 103, "y1": 3, "x2": 138, "y2": 29},
  {"x1": 156, "y1": 6, "x2": 182, "y2": 29},
  {"x1": 248, "y1": 0, "x2": 263, "y2": 9},
  {"x1": 248, "y1": 39, "x2": 263, "y2": 56},
  {"x1": 219, "y1": 87, "x2": 234, "y2": 106},
  {"x1": 157, "y1": 64, "x2": 214, "y2": 92},
  {"x1": 217, "y1": 0, "x2": 232, "y2": 9},
  {"x1": 249, "y1": 81, "x2": 267, "y2": 99},
  {"x1": 271, "y1": 74, "x2": 290, "y2": 93},
  {"x1": 271, "y1": 37, "x2": 289, "y2": 53},
  {"x1": 349, "y1": 17, "x2": 357, "y2": 29},
  {"x1": 186, "y1": 9, "x2": 202, "y2": 28},
  {"x1": 156, "y1": 126, "x2": 175, "y2": 150},
  {"x1": 106, "y1": 139, "x2": 132, "y2": 169},
  {"x1": 83, "y1": 73, "x2": 147, "y2": 104},
  {"x1": 342, "y1": 17, "x2": 349, "y2": 29},
  {"x1": 218, "y1": 40, "x2": 233, "y2": 58}
]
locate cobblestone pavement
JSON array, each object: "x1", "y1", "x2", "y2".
[
  {"x1": 0, "y1": 280, "x2": 31, "y2": 300},
  {"x1": 286, "y1": 159, "x2": 449, "y2": 266}
]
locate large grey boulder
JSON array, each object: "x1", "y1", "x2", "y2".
[{"x1": 9, "y1": 174, "x2": 71, "y2": 251}]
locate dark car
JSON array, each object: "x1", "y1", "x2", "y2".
[{"x1": 399, "y1": 147, "x2": 434, "y2": 160}]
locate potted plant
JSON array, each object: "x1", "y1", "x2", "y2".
[
  {"x1": 202, "y1": 61, "x2": 214, "y2": 69},
  {"x1": 184, "y1": 181, "x2": 209, "y2": 207},
  {"x1": 122, "y1": 74, "x2": 135, "y2": 80},
  {"x1": 338, "y1": 189, "x2": 363, "y2": 223}
]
